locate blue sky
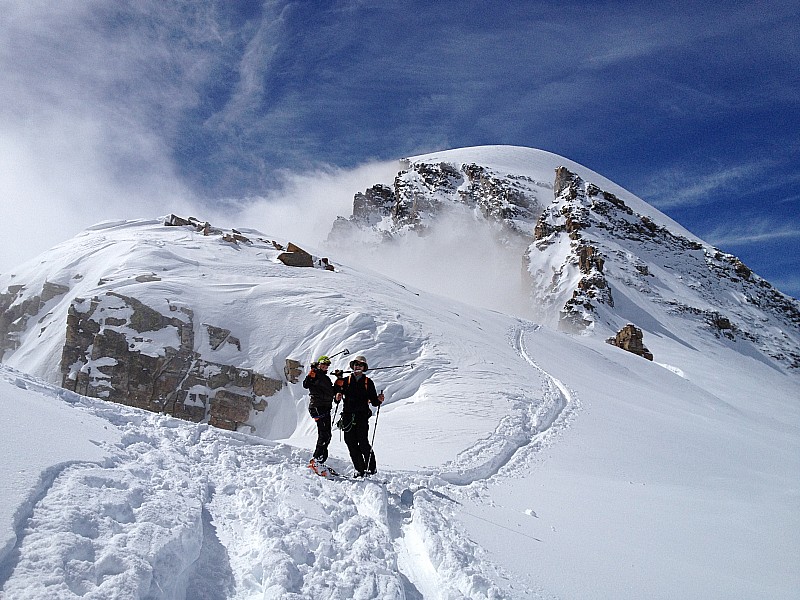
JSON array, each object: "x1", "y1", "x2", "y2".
[{"x1": 1, "y1": 0, "x2": 798, "y2": 297}]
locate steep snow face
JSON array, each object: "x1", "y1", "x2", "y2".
[
  {"x1": 528, "y1": 167, "x2": 800, "y2": 369},
  {"x1": 328, "y1": 145, "x2": 800, "y2": 372}
]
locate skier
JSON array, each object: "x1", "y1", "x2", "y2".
[
  {"x1": 303, "y1": 355, "x2": 338, "y2": 469},
  {"x1": 334, "y1": 355, "x2": 384, "y2": 477}
]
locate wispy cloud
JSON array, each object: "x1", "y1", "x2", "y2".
[
  {"x1": 221, "y1": 160, "x2": 400, "y2": 248},
  {"x1": 639, "y1": 160, "x2": 777, "y2": 209},
  {"x1": 702, "y1": 218, "x2": 800, "y2": 248},
  {"x1": 584, "y1": 2, "x2": 792, "y2": 70},
  {"x1": 0, "y1": 1, "x2": 227, "y2": 271}
]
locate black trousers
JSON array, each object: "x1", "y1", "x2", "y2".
[
  {"x1": 312, "y1": 412, "x2": 332, "y2": 462},
  {"x1": 343, "y1": 414, "x2": 376, "y2": 474}
]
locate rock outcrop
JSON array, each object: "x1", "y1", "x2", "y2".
[
  {"x1": 328, "y1": 159, "x2": 550, "y2": 243},
  {"x1": 527, "y1": 166, "x2": 799, "y2": 368},
  {"x1": 528, "y1": 167, "x2": 616, "y2": 332},
  {"x1": 0, "y1": 215, "x2": 342, "y2": 432},
  {"x1": 277, "y1": 242, "x2": 334, "y2": 270},
  {"x1": 1, "y1": 281, "x2": 69, "y2": 360},
  {"x1": 607, "y1": 324, "x2": 654, "y2": 361},
  {"x1": 59, "y1": 292, "x2": 283, "y2": 430}
]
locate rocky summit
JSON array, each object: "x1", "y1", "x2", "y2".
[{"x1": 329, "y1": 146, "x2": 800, "y2": 369}]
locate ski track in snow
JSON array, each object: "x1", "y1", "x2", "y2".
[
  {"x1": 438, "y1": 323, "x2": 579, "y2": 487},
  {"x1": 0, "y1": 326, "x2": 576, "y2": 599}
]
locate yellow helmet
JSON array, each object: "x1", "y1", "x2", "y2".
[{"x1": 317, "y1": 355, "x2": 331, "y2": 365}]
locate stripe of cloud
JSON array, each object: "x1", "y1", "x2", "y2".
[
  {"x1": 583, "y1": 1, "x2": 795, "y2": 69},
  {"x1": 702, "y1": 218, "x2": 800, "y2": 248},
  {"x1": 638, "y1": 160, "x2": 782, "y2": 209}
]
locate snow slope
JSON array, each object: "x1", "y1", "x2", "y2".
[
  {"x1": 1, "y1": 235, "x2": 798, "y2": 598},
  {"x1": 1, "y1": 317, "x2": 797, "y2": 599},
  {"x1": 1, "y1": 144, "x2": 799, "y2": 598},
  {"x1": 0, "y1": 217, "x2": 548, "y2": 470}
]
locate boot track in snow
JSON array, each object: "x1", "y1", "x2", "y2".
[{"x1": 0, "y1": 332, "x2": 578, "y2": 599}]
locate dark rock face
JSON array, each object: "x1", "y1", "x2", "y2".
[
  {"x1": 607, "y1": 324, "x2": 654, "y2": 361},
  {"x1": 277, "y1": 242, "x2": 334, "y2": 270},
  {"x1": 283, "y1": 359, "x2": 303, "y2": 384},
  {"x1": 329, "y1": 159, "x2": 550, "y2": 243},
  {"x1": 59, "y1": 292, "x2": 282, "y2": 430},
  {"x1": 1, "y1": 282, "x2": 70, "y2": 360},
  {"x1": 460, "y1": 164, "x2": 539, "y2": 224},
  {"x1": 532, "y1": 168, "x2": 615, "y2": 331},
  {"x1": 353, "y1": 184, "x2": 396, "y2": 226}
]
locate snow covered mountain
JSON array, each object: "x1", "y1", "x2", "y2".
[
  {"x1": 1, "y1": 146, "x2": 799, "y2": 599},
  {"x1": 328, "y1": 145, "x2": 800, "y2": 371}
]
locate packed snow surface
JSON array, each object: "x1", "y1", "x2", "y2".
[{"x1": 1, "y1": 306, "x2": 798, "y2": 598}]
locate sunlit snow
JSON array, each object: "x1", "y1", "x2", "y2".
[{"x1": 1, "y1": 147, "x2": 798, "y2": 599}]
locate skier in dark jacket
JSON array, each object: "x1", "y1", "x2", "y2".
[
  {"x1": 303, "y1": 355, "x2": 338, "y2": 465},
  {"x1": 334, "y1": 355, "x2": 384, "y2": 477}
]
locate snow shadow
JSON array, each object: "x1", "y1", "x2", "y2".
[{"x1": 183, "y1": 506, "x2": 235, "y2": 600}]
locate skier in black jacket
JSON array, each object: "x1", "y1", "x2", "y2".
[
  {"x1": 334, "y1": 355, "x2": 384, "y2": 477},
  {"x1": 303, "y1": 355, "x2": 337, "y2": 465}
]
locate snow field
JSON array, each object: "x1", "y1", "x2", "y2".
[
  {"x1": 2, "y1": 204, "x2": 799, "y2": 599},
  {"x1": 0, "y1": 366, "x2": 536, "y2": 599}
]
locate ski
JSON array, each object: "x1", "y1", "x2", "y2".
[
  {"x1": 307, "y1": 459, "x2": 386, "y2": 484},
  {"x1": 308, "y1": 458, "x2": 342, "y2": 478}
]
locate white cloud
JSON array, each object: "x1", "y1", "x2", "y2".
[
  {"x1": 703, "y1": 219, "x2": 800, "y2": 248},
  {"x1": 216, "y1": 160, "x2": 401, "y2": 249},
  {"x1": 0, "y1": 1, "x2": 218, "y2": 273},
  {"x1": 323, "y1": 205, "x2": 535, "y2": 319},
  {"x1": 0, "y1": 114, "x2": 197, "y2": 273},
  {"x1": 640, "y1": 160, "x2": 774, "y2": 209}
]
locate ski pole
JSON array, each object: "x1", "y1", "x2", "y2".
[
  {"x1": 332, "y1": 398, "x2": 341, "y2": 441},
  {"x1": 369, "y1": 390, "x2": 383, "y2": 472},
  {"x1": 371, "y1": 390, "x2": 383, "y2": 448},
  {"x1": 342, "y1": 362, "x2": 414, "y2": 374}
]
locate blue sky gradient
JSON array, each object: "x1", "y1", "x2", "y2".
[{"x1": 1, "y1": 0, "x2": 798, "y2": 296}]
